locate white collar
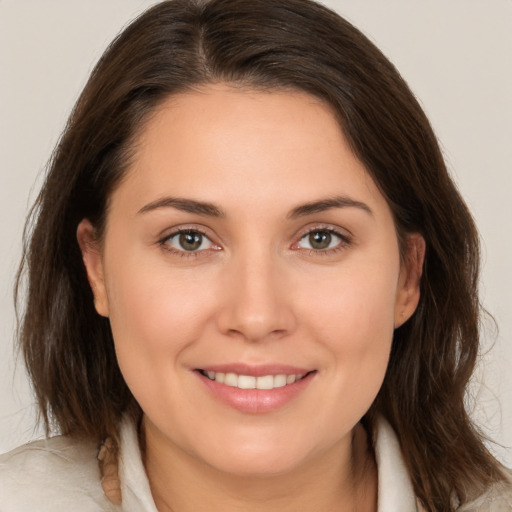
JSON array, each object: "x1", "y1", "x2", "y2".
[{"x1": 372, "y1": 417, "x2": 419, "y2": 511}]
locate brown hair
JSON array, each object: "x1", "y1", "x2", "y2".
[{"x1": 16, "y1": 0, "x2": 509, "y2": 509}]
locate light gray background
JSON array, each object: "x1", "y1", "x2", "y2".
[{"x1": 1, "y1": 0, "x2": 511, "y2": 465}]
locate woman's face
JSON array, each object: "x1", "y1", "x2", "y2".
[{"x1": 79, "y1": 85, "x2": 422, "y2": 477}]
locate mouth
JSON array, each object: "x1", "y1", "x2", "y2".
[
  {"x1": 195, "y1": 366, "x2": 316, "y2": 413},
  {"x1": 197, "y1": 369, "x2": 310, "y2": 390}
]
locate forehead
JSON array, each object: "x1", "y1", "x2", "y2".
[{"x1": 112, "y1": 84, "x2": 388, "y2": 218}]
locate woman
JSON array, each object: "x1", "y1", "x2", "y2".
[{"x1": 1, "y1": 0, "x2": 510, "y2": 510}]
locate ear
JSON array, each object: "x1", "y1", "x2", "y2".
[
  {"x1": 394, "y1": 233, "x2": 425, "y2": 328},
  {"x1": 76, "y1": 219, "x2": 109, "y2": 317}
]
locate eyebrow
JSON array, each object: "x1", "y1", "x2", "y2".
[
  {"x1": 138, "y1": 197, "x2": 225, "y2": 217},
  {"x1": 287, "y1": 195, "x2": 373, "y2": 218},
  {"x1": 137, "y1": 194, "x2": 372, "y2": 219}
]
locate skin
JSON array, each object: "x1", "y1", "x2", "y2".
[{"x1": 78, "y1": 84, "x2": 424, "y2": 512}]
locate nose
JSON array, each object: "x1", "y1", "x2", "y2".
[{"x1": 216, "y1": 251, "x2": 297, "y2": 343}]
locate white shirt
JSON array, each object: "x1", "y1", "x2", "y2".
[{"x1": 0, "y1": 417, "x2": 510, "y2": 511}]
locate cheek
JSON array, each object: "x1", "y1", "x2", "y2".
[
  {"x1": 299, "y1": 255, "x2": 399, "y2": 343},
  {"x1": 298, "y1": 259, "x2": 398, "y2": 411},
  {"x1": 103, "y1": 257, "x2": 218, "y2": 396},
  {"x1": 107, "y1": 252, "x2": 215, "y2": 334}
]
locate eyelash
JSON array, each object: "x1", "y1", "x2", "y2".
[{"x1": 158, "y1": 225, "x2": 352, "y2": 258}]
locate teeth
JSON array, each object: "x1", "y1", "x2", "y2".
[
  {"x1": 224, "y1": 373, "x2": 238, "y2": 387},
  {"x1": 202, "y1": 371, "x2": 306, "y2": 390},
  {"x1": 256, "y1": 375, "x2": 274, "y2": 390},
  {"x1": 274, "y1": 374, "x2": 287, "y2": 388},
  {"x1": 238, "y1": 375, "x2": 256, "y2": 389}
]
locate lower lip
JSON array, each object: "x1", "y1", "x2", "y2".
[{"x1": 196, "y1": 371, "x2": 315, "y2": 414}]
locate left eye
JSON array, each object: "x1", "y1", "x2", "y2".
[
  {"x1": 297, "y1": 230, "x2": 344, "y2": 250},
  {"x1": 164, "y1": 230, "x2": 214, "y2": 252}
]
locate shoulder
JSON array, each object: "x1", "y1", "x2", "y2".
[
  {"x1": 460, "y1": 470, "x2": 512, "y2": 512},
  {"x1": 0, "y1": 435, "x2": 118, "y2": 511},
  {"x1": 373, "y1": 417, "x2": 512, "y2": 512},
  {"x1": 459, "y1": 487, "x2": 512, "y2": 511}
]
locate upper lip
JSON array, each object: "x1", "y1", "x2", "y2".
[{"x1": 196, "y1": 363, "x2": 313, "y2": 377}]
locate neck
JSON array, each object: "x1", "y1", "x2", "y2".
[{"x1": 142, "y1": 420, "x2": 377, "y2": 512}]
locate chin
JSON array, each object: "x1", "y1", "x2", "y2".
[
  {"x1": 209, "y1": 451, "x2": 306, "y2": 478},
  {"x1": 196, "y1": 433, "x2": 322, "y2": 478}
]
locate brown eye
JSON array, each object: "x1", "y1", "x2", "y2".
[
  {"x1": 297, "y1": 229, "x2": 346, "y2": 251},
  {"x1": 164, "y1": 230, "x2": 214, "y2": 253},
  {"x1": 179, "y1": 231, "x2": 203, "y2": 251},
  {"x1": 308, "y1": 231, "x2": 332, "y2": 250}
]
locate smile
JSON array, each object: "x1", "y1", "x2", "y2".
[
  {"x1": 199, "y1": 370, "x2": 306, "y2": 390},
  {"x1": 196, "y1": 365, "x2": 316, "y2": 413}
]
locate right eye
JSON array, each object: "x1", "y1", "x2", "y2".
[{"x1": 163, "y1": 229, "x2": 216, "y2": 253}]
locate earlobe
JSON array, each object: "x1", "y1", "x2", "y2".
[
  {"x1": 76, "y1": 219, "x2": 109, "y2": 317},
  {"x1": 394, "y1": 233, "x2": 425, "y2": 328}
]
